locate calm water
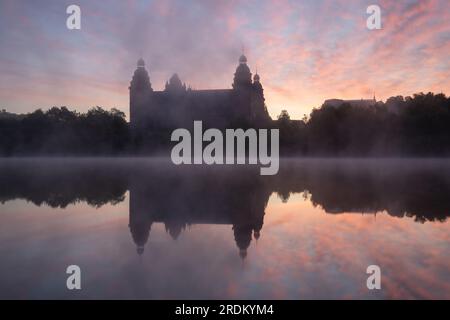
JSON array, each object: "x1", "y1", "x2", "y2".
[{"x1": 0, "y1": 158, "x2": 449, "y2": 299}]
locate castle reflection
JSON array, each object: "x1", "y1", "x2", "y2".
[
  {"x1": 0, "y1": 159, "x2": 449, "y2": 259},
  {"x1": 128, "y1": 165, "x2": 270, "y2": 258}
]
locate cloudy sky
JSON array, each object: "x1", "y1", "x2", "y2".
[{"x1": 0, "y1": 0, "x2": 449, "y2": 119}]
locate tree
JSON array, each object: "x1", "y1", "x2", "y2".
[{"x1": 277, "y1": 109, "x2": 290, "y2": 121}]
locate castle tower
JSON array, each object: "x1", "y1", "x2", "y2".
[
  {"x1": 165, "y1": 73, "x2": 186, "y2": 94},
  {"x1": 129, "y1": 173, "x2": 154, "y2": 256},
  {"x1": 164, "y1": 220, "x2": 187, "y2": 240},
  {"x1": 129, "y1": 58, "x2": 152, "y2": 128},
  {"x1": 232, "y1": 55, "x2": 253, "y2": 123},
  {"x1": 233, "y1": 55, "x2": 252, "y2": 89},
  {"x1": 129, "y1": 205, "x2": 153, "y2": 256},
  {"x1": 251, "y1": 71, "x2": 270, "y2": 123},
  {"x1": 233, "y1": 224, "x2": 253, "y2": 260}
]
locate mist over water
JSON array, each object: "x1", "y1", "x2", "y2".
[{"x1": 0, "y1": 158, "x2": 449, "y2": 299}]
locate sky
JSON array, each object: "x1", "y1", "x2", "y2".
[{"x1": 0, "y1": 0, "x2": 449, "y2": 120}]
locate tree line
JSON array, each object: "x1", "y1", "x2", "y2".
[
  {"x1": 0, "y1": 92, "x2": 449, "y2": 156},
  {"x1": 0, "y1": 107, "x2": 129, "y2": 155},
  {"x1": 277, "y1": 92, "x2": 450, "y2": 156}
]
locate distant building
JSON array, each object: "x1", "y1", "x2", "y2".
[
  {"x1": 0, "y1": 110, "x2": 23, "y2": 120},
  {"x1": 323, "y1": 97, "x2": 377, "y2": 108},
  {"x1": 129, "y1": 55, "x2": 272, "y2": 130}
]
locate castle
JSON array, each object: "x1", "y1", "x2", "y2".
[{"x1": 129, "y1": 55, "x2": 272, "y2": 130}]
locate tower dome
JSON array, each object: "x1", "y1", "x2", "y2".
[
  {"x1": 137, "y1": 58, "x2": 145, "y2": 68},
  {"x1": 239, "y1": 54, "x2": 247, "y2": 64},
  {"x1": 253, "y1": 71, "x2": 263, "y2": 92},
  {"x1": 165, "y1": 73, "x2": 186, "y2": 93},
  {"x1": 169, "y1": 73, "x2": 182, "y2": 88}
]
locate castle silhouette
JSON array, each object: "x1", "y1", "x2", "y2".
[{"x1": 129, "y1": 55, "x2": 272, "y2": 130}]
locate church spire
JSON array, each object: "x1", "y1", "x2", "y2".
[{"x1": 240, "y1": 44, "x2": 247, "y2": 64}]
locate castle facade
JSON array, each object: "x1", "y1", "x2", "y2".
[{"x1": 129, "y1": 55, "x2": 272, "y2": 130}]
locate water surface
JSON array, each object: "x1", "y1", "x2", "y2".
[{"x1": 0, "y1": 158, "x2": 449, "y2": 299}]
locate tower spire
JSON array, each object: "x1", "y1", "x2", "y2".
[{"x1": 254, "y1": 67, "x2": 260, "y2": 82}]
